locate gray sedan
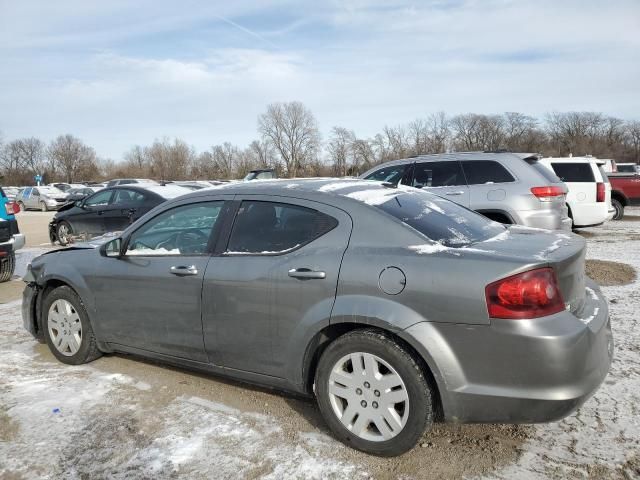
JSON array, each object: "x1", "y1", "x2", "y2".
[{"x1": 22, "y1": 179, "x2": 612, "y2": 456}]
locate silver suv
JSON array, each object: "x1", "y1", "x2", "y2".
[{"x1": 360, "y1": 152, "x2": 572, "y2": 231}]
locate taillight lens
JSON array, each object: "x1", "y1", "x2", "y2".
[
  {"x1": 4, "y1": 201, "x2": 20, "y2": 215},
  {"x1": 485, "y1": 268, "x2": 565, "y2": 319},
  {"x1": 596, "y1": 182, "x2": 605, "y2": 203},
  {"x1": 530, "y1": 186, "x2": 565, "y2": 202}
]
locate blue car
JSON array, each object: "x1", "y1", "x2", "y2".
[{"x1": 0, "y1": 186, "x2": 25, "y2": 282}]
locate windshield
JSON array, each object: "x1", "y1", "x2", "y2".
[{"x1": 352, "y1": 188, "x2": 505, "y2": 247}]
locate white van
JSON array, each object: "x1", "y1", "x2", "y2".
[{"x1": 538, "y1": 157, "x2": 614, "y2": 228}]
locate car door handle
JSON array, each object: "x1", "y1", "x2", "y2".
[
  {"x1": 445, "y1": 191, "x2": 465, "y2": 196},
  {"x1": 170, "y1": 265, "x2": 198, "y2": 276},
  {"x1": 288, "y1": 268, "x2": 326, "y2": 279}
]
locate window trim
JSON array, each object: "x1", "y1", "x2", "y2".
[
  {"x1": 460, "y1": 159, "x2": 517, "y2": 186},
  {"x1": 222, "y1": 199, "x2": 340, "y2": 257},
  {"x1": 122, "y1": 200, "x2": 229, "y2": 258}
]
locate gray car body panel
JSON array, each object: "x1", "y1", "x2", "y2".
[
  {"x1": 360, "y1": 152, "x2": 572, "y2": 231},
  {"x1": 22, "y1": 179, "x2": 611, "y2": 423}
]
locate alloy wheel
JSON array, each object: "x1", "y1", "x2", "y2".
[
  {"x1": 47, "y1": 299, "x2": 82, "y2": 356},
  {"x1": 327, "y1": 352, "x2": 409, "y2": 442}
]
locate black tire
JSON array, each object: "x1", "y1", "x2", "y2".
[
  {"x1": 611, "y1": 198, "x2": 624, "y2": 221},
  {"x1": 40, "y1": 201, "x2": 48, "y2": 212},
  {"x1": 56, "y1": 221, "x2": 73, "y2": 246},
  {"x1": 315, "y1": 329, "x2": 434, "y2": 456},
  {"x1": 42, "y1": 286, "x2": 102, "y2": 365},
  {"x1": 0, "y1": 252, "x2": 15, "y2": 283}
]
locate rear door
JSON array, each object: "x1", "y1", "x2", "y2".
[
  {"x1": 101, "y1": 188, "x2": 148, "y2": 233},
  {"x1": 412, "y1": 160, "x2": 470, "y2": 207},
  {"x1": 202, "y1": 196, "x2": 352, "y2": 376}
]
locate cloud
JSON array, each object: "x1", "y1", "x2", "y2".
[{"x1": 0, "y1": 0, "x2": 638, "y2": 159}]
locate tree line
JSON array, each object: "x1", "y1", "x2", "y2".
[{"x1": 2, "y1": 103, "x2": 639, "y2": 185}]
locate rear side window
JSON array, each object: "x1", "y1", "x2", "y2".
[
  {"x1": 85, "y1": 189, "x2": 113, "y2": 207},
  {"x1": 112, "y1": 189, "x2": 146, "y2": 205},
  {"x1": 227, "y1": 201, "x2": 338, "y2": 254},
  {"x1": 551, "y1": 163, "x2": 595, "y2": 182},
  {"x1": 462, "y1": 160, "x2": 515, "y2": 184},
  {"x1": 364, "y1": 165, "x2": 406, "y2": 183},
  {"x1": 413, "y1": 161, "x2": 465, "y2": 187},
  {"x1": 373, "y1": 190, "x2": 505, "y2": 247}
]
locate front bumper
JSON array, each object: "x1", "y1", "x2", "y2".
[{"x1": 405, "y1": 278, "x2": 613, "y2": 423}]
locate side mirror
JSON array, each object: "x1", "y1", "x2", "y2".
[{"x1": 100, "y1": 238, "x2": 123, "y2": 258}]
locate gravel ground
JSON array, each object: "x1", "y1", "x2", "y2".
[{"x1": 1, "y1": 209, "x2": 639, "y2": 479}]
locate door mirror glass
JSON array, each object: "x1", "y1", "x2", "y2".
[{"x1": 102, "y1": 238, "x2": 122, "y2": 257}]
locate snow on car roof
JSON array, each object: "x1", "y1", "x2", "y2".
[{"x1": 138, "y1": 184, "x2": 192, "y2": 199}]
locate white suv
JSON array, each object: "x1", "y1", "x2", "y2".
[{"x1": 538, "y1": 157, "x2": 614, "y2": 228}]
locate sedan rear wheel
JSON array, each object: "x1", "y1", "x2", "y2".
[
  {"x1": 315, "y1": 329, "x2": 434, "y2": 456},
  {"x1": 43, "y1": 286, "x2": 102, "y2": 365},
  {"x1": 40, "y1": 201, "x2": 48, "y2": 212}
]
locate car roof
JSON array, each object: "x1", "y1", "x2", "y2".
[
  {"x1": 112, "y1": 184, "x2": 192, "y2": 199},
  {"x1": 541, "y1": 156, "x2": 604, "y2": 165}
]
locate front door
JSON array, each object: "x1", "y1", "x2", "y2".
[
  {"x1": 73, "y1": 189, "x2": 115, "y2": 236},
  {"x1": 90, "y1": 200, "x2": 226, "y2": 362},
  {"x1": 202, "y1": 196, "x2": 352, "y2": 377},
  {"x1": 101, "y1": 188, "x2": 146, "y2": 233}
]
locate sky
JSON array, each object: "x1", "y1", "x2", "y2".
[{"x1": 1, "y1": 0, "x2": 639, "y2": 160}]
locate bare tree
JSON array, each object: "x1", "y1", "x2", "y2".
[
  {"x1": 327, "y1": 126, "x2": 355, "y2": 176},
  {"x1": 47, "y1": 134, "x2": 97, "y2": 182},
  {"x1": 351, "y1": 138, "x2": 376, "y2": 173},
  {"x1": 258, "y1": 101, "x2": 321, "y2": 178},
  {"x1": 624, "y1": 121, "x2": 640, "y2": 163},
  {"x1": 146, "y1": 137, "x2": 193, "y2": 181},
  {"x1": 450, "y1": 114, "x2": 505, "y2": 151},
  {"x1": 123, "y1": 145, "x2": 149, "y2": 177},
  {"x1": 212, "y1": 142, "x2": 237, "y2": 179},
  {"x1": 249, "y1": 138, "x2": 275, "y2": 168}
]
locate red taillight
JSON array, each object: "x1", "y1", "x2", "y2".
[
  {"x1": 485, "y1": 268, "x2": 565, "y2": 319},
  {"x1": 4, "y1": 201, "x2": 20, "y2": 215},
  {"x1": 596, "y1": 182, "x2": 605, "y2": 203},
  {"x1": 530, "y1": 186, "x2": 565, "y2": 201}
]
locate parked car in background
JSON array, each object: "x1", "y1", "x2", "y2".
[
  {"x1": 243, "y1": 168, "x2": 277, "y2": 181},
  {"x1": 105, "y1": 178, "x2": 159, "y2": 187},
  {"x1": 171, "y1": 181, "x2": 215, "y2": 190},
  {"x1": 360, "y1": 152, "x2": 572, "y2": 231},
  {"x1": 0, "y1": 186, "x2": 25, "y2": 282},
  {"x1": 616, "y1": 163, "x2": 638, "y2": 174},
  {"x1": 16, "y1": 186, "x2": 69, "y2": 211},
  {"x1": 3, "y1": 186, "x2": 20, "y2": 201},
  {"x1": 538, "y1": 157, "x2": 614, "y2": 228},
  {"x1": 66, "y1": 186, "x2": 103, "y2": 202},
  {"x1": 23, "y1": 179, "x2": 612, "y2": 456},
  {"x1": 608, "y1": 171, "x2": 640, "y2": 220},
  {"x1": 49, "y1": 184, "x2": 191, "y2": 245}
]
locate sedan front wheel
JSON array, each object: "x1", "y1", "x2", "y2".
[
  {"x1": 315, "y1": 329, "x2": 434, "y2": 456},
  {"x1": 43, "y1": 286, "x2": 102, "y2": 365}
]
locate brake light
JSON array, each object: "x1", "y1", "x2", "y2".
[
  {"x1": 4, "y1": 201, "x2": 20, "y2": 215},
  {"x1": 485, "y1": 268, "x2": 565, "y2": 319},
  {"x1": 530, "y1": 186, "x2": 565, "y2": 202},
  {"x1": 596, "y1": 182, "x2": 605, "y2": 203}
]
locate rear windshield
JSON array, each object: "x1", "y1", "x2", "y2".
[
  {"x1": 529, "y1": 161, "x2": 562, "y2": 183},
  {"x1": 551, "y1": 163, "x2": 595, "y2": 182},
  {"x1": 365, "y1": 189, "x2": 505, "y2": 247},
  {"x1": 617, "y1": 164, "x2": 636, "y2": 173}
]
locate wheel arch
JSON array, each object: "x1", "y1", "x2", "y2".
[
  {"x1": 302, "y1": 322, "x2": 445, "y2": 421},
  {"x1": 611, "y1": 190, "x2": 629, "y2": 207},
  {"x1": 475, "y1": 209, "x2": 514, "y2": 224}
]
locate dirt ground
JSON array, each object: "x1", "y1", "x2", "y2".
[{"x1": 1, "y1": 209, "x2": 639, "y2": 479}]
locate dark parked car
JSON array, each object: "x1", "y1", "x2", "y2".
[
  {"x1": 49, "y1": 184, "x2": 190, "y2": 245},
  {"x1": 23, "y1": 179, "x2": 612, "y2": 456}
]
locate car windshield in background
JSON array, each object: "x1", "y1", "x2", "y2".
[
  {"x1": 39, "y1": 187, "x2": 64, "y2": 195},
  {"x1": 370, "y1": 189, "x2": 505, "y2": 247},
  {"x1": 616, "y1": 164, "x2": 636, "y2": 173},
  {"x1": 551, "y1": 163, "x2": 595, "y2": 182}
]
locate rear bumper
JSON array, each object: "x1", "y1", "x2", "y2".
[
  {"x1": 516, "y1": 209, "x2": 572, "y2": 232},
  {"x1": 404, "y1": 279, "x2": 612, "y2": 423},
  {"x1": 570, "y1": 203, "x2": 609, "y2": 227}
]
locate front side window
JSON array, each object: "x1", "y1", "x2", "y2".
[
  {"x1": 126, "y1": 202, "x2": 223, "y2": 256},
  {"x1": 372, "y1": 190, "x2": 505, "y2": 247},
  {"x1": 413, "y1": 161, "x2": 465, "y2": 188},
  {"x1": 462, "y1": 160, "x2": 515, "y2": 184},
  {"x1": 364, "y1": 165, "x2": 407, "y2": 184},
  {"x1": 85, "y1": 190, "x2": 113, "y2": 207},
  {"x1": 551, "y1": 163, "x2": 595, "y2": 182},
  {"x1": 226, "y1": 201, "x2": 338, "y2": 254}
]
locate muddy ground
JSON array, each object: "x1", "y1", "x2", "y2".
[{"x1": 1, "y1": 209, "x2": 639, "y2": 479}]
